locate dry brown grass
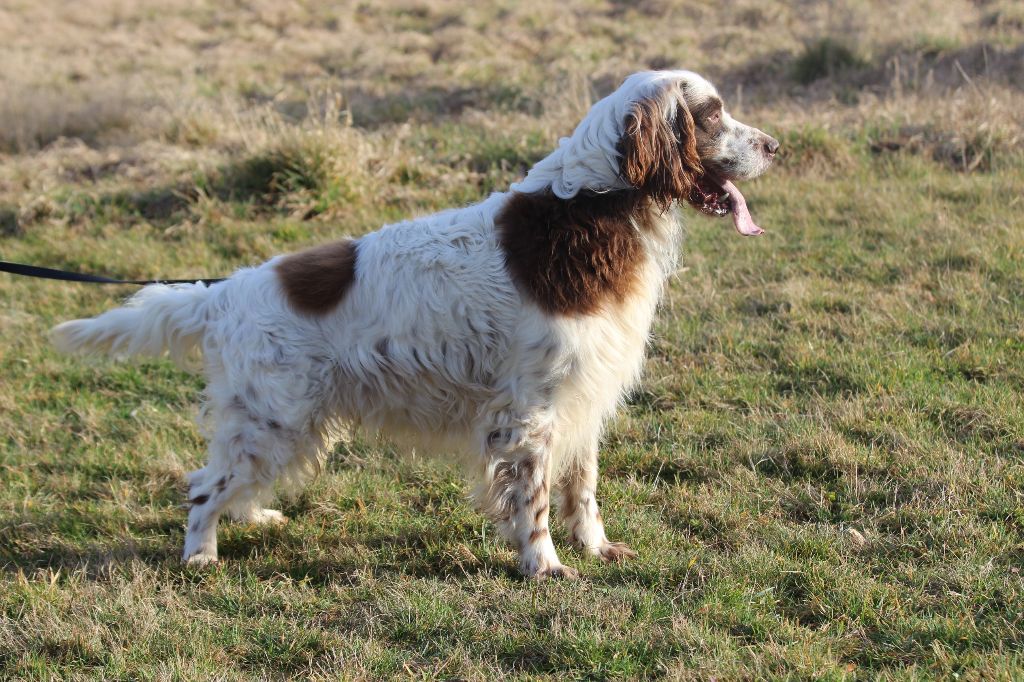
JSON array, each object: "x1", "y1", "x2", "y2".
[{"x1": 1, "y1": 0, "x2": 1021, "y2": 186}]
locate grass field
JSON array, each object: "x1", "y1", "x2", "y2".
[{"x1": 2, "y1": 1, "x2": 1023, "y2": 679}]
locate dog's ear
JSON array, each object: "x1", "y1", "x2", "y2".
[{"x1": 618, "y1": 90, "x2": 702, "y2": 208}]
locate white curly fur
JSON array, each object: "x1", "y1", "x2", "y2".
[{"x1": 51, "y1": 70, "x2": 776, "y2": 578}]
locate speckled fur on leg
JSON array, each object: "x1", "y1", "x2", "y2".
[
  {"x1": 558, "y1": 449, "x2": 636, "y2": 563},
  {"x1": 479, "y1": 409, "x2": 577, "y2": 579},
  {"x1": 182, "y1": 383, "x2": 325, "y2": 565}
]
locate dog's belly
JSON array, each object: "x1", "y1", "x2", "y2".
[
  {"x1": 323, "y1": 315, "x2": 514, "y2": 449},
  {"x1": 335, "y1": 357, "x2": 495, "y2": 443},
  {"x1": 328, "y1": 310, "x2": 653, "y2": 471}
]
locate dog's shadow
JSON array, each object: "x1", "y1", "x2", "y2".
[
  {"x1": 0, "y1": 506, "x2": 657, "y2": 586},
  {"x1": 0, "y1": 467, "x2": 657, "y2": 586},
  {"x1": 0, "y1": 508, "x2": 532, "y2": 584}
]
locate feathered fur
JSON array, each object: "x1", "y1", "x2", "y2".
[{"x1": 51, "y1": 70, "x2": 777, "y2": 578}]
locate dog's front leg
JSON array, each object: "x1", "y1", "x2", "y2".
[
  {"x1": 481, "y1": 412, "x2": 577, "y2": 579},
  {"x1": 558, "y1": 446, "x2": 637, "y2": 563}
]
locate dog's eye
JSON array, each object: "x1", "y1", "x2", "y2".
[{"x1": 707, "y1": 111, "x2": 720, "y2": 124}]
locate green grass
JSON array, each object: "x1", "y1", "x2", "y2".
[
  {"x1": 2, "y1": 0, "x2": 1023, "y2": 675},
  {"x1": 2, "y1": 136, "x2": 1022, "y2": 679}
]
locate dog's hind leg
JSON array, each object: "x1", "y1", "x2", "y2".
[{"x1": 183, "y1": 394, "x2": 324, "y2": 565}]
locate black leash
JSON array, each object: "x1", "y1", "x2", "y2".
[{"x1": 0, "y1": 260, "x2": 224, "y2": 286}]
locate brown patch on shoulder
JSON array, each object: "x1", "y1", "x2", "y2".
[
  {"x1": 496, "y1": 190, "x2": 655, "y2": 316},
  {"x1": 276, "y1": 239, "x2": 359, "y2": 315},
  {"x1": 498, "y1": 88, "x2": 705, "y2": 316}
]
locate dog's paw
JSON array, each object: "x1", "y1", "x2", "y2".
[
  {"x1": 248, "y1": 509, "x2": 288, "y2": 526},
  {"x1": 596, "y1": 541, "x2": 637, "y2": 563},
  {"x1": 184, "y1": 552, "x2": 218, "y2": 567},
  {"x1": 533, "y1": 564, "x2": 580, "y2": 581}
]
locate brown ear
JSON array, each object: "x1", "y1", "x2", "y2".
[{"x1": 618, "y1": 92, "x2": 702, "y2": 208}]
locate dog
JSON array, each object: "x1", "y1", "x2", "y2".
[{"x1": 52, "y1": 70, "x2": 778, "y2": 578}]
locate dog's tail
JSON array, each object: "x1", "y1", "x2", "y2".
[{"x1": 51, "y1": 283, "x2": 215, "y2": 369}]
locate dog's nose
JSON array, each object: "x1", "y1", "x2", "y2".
[{"x1": 764, "y1": 136, "x2": 780, "y2": 156}]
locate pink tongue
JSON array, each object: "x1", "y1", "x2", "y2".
[{"x1": 721, "y1": 179, "x2": 764, "y2": 236}]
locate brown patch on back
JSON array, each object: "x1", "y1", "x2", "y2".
[
  {"x1": 276, "y1": 239, "x2": 359, "y2": 315},
  {"x1": 496, "y1": 190, "x2": 655, "y2": 316}
]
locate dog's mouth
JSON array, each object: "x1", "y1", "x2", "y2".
[{"x1": 687, "y1": 173, "x2": 764, "y2": 236}]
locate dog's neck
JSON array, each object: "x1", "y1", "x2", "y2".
[
  {"x1": 495, "y1": 189, "x2": 682, "y2": 317},
  {"x1": 510, "y1": 141, "x2": 629, "y2": 199}
]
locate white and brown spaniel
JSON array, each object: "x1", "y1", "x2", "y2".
[{"x1": 52, "y1": 70, "x2": 778, "y2": 578}]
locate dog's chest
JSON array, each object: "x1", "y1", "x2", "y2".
[{"x1": 549, "y1": 217, "x2": 681, "y2": 427}]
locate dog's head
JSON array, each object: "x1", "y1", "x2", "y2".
[
  {"x1": 616, "y1": 70, "x2": 778, "y2": 234},
  {"x1": 513, "y1": 70, "x2": 778, "y2": 235}
]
